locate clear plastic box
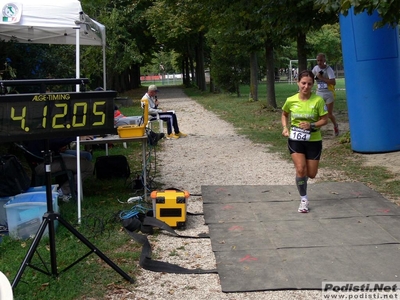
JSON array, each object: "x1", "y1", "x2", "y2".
[{"x1": 4, "y1": 191, "x2": 59, "y2": 239}]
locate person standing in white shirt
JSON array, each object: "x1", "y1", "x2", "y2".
[{"x1": 312, "y1": 53, "x2": 339, "y2": 136}]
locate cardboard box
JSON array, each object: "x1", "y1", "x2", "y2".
[{"x1": 4, "y1": 191, "x2": 59, "y2": 239}]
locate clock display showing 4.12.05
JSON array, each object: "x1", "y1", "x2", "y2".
[{"x1": 0, "y1": 91, "x2": 117, "y2": 142}]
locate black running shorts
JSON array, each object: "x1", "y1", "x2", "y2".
[{"x1": 287, "y1": 139, "x2": 322, "y2": 160}]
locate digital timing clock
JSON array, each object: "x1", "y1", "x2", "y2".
[{"x1": 0, "y1": 90, "x2": 116, "y2": 143}]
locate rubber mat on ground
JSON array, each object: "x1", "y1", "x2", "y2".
[{"x1": 202, "y1": 182, "x2": 400, "y2": 292}]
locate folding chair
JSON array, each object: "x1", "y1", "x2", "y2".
[
  {"x1": 148, "y1": 113, "x2": 164, "y2": 133},
  {"x1": 140, "y1": 99, "x2": 164, "y2": 133}
]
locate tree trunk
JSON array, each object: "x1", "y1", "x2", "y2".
[
  {"x1": 111, "y1": 73, "x2": 122, "y2": 92},
  {"x1": 296, "y1": 32, "x2": 308, "y2": 73},
  {"x1": 183, "y1": 56, "x2": 191, "y2": 88},
  {"x1": 189, "y1": 55, "x2": 195, "y2": 85},
  {"x1": 196, "y1": 32, "x2": 206, "y2": 91},
  {"x1": 209, "y1": 69, "x2": 215, "y2": 93},
  {"x1": 236, "y1": 82, "x2": 240, "y2": 97},
  {"x1": 186, "y1": 57, "x2": 191, "y2": 87},
  {"x1": 120, "y1": 69, "x2": 128, "y2": 92},
  {"x1": 265, "y1": 40, "x2": 277, "y2": 108},
  {"x1": 181, "y1": 59, "x2": 186, "y2": 86},
  {"x1": 130, "y1": 64, "x2": 141, "y2": 89},
  {"x1": 250, "y1": 51, "x2": 258, "y2": 101}
]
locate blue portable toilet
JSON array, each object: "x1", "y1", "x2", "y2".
[{"x1": 339, "y1": 8, "x2": 400, "y2": 152}]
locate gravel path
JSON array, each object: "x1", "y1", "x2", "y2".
[{"x1": 111, "y1": 87, "x2": 329, "y2": 299}]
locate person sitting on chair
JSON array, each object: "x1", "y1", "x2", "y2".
[
  {"x1": 113, "y1": 104, "x2": 164, "y2": 146},
  {"x1": 142, "y1": 85, "x2": 187, "y2": 139},
  {"x1": 24, "y1": 137, "x2": 94, "y2": 202}
]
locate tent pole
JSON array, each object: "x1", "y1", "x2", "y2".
[
  {"x1": 76, "y1": 28, "x2": 80, "y2": 92},
  {"x1": 76, "y1": 27, "x2": 82, "y2": 224},
  {"x1": 103, "y1": 31, "x2": 107, "y2": 89}
]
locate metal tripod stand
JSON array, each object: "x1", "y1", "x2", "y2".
[{"x1": 12, "y1": 142, "x2": 134, "y2": 289}]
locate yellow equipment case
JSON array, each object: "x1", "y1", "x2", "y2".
[
  {"x1": 150, "y1": 190, "x2": 189, "y2": 228},
  {"x1": 116, "y1": 97, "x2": 149, "y2": 138}
]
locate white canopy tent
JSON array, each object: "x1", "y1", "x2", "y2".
[
  {"x1": 0, "y1": 1, "x2": 107, "y2": 223},
  {"x1": 0, "y1": 0, "x2": 107, "y2": 88}
]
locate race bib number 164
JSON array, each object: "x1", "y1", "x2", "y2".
[{"x1": 290, "y1": 127, "x2": 311, "y2": 141}]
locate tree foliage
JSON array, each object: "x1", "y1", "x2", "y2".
[
  {"x1": 82, "y1": 0, "x2": 156, "y2": 90},
  {"x1": 307, "y1": 23, "x2": 342, "y2": 66},
  {"x1": 143, "y1": 0, "x2": 210, "y2": 89},
  {"x1": 199, "y1": 0, "x2": 270, "y2": 99},
  {"x1": 316, "y1": 0, "x2": 400, "y2": 28},
  {"x1": 8, "y1": 0, "x2": 392, "y2": 96},
  {"x1": 0, "y1": 42, "x2": 77, "y2": 91}
]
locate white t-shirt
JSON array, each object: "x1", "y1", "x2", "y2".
[{"x1": 312, "y1": 65, "x2": 335, "y2": 93}]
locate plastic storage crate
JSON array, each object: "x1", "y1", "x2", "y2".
[
  {"x1": 0, "y1": 185, "x2": 58, "y2": 228},
  {"x1": 4, "y1": 191, "x2": 59, "y2": 239}
]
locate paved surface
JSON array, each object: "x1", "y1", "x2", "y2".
[{"x1": 202, "y1": 182, "x2": 400, "y2": 292}]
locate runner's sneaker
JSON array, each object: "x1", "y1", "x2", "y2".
[
  {"x1": 298, "y1": 200, "x2": 309, "y2": 213},
  {"x1": 166, "y1": 133, "x2": 179, "y2": 139},
  {"x1": 334, "y1": 124, "x2": 339, "y2": 136},
  {"x1": 176, "y1": 132, "x2": 187, "y2": 138}
]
